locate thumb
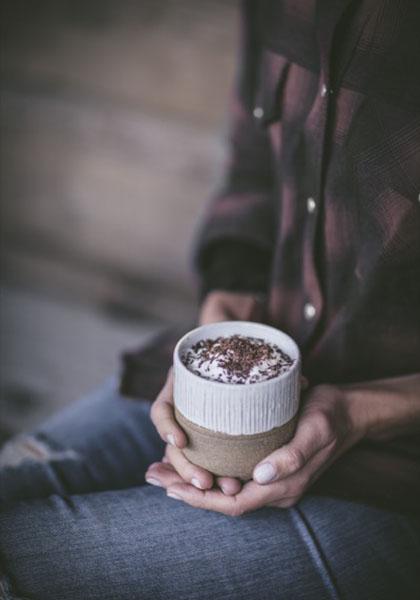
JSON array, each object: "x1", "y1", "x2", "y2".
[
  {"x1": 252, "y1": 416, "x2": 323, "y2": 484},
  {"x1": 200, "y1": 304, "x2": 229, "y2": 325}
]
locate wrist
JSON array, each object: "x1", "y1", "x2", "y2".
[
  {"x1": 338, "y1": 374, "x2": 420, "y2": 442},
  {"x1": 330, "y1": 384, "x2": 370, "y2": 443},
  {"x1": 338, "y1": 384, "x2": 372, "y2": 442}
]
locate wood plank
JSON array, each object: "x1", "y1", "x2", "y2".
[
  {"x1": 1, "y1": 0, "x2": 237, "y2": 127},
  {"x1": 1, "y1": 0, "x2": 238, "y2": 314},
  {"x1": 1, "y1": 88, "x2": 226, "y2": 289}
]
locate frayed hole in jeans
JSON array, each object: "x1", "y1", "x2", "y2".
[{"x1": 0, "y1": 435, "x2": 79, "y2": 468}]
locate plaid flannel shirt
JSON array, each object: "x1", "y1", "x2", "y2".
[
  {"x1": 120, "y1": 0, "x2": 420, "y2": 513},
  {"x1": 194, "y1": 0, "x2": 420, "y2": 386}
]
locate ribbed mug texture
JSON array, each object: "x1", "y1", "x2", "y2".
[{"x1": 173, "y1": 321, "x2": 301, "y2": 479}]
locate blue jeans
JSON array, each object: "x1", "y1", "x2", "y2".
[{"x1": 0, "y1": 379, "x2": 419, "y2": 600}]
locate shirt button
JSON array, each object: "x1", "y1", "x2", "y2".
[
  {"x1": 304, "y1": 303, "x2": 316, "y2": 320},
  {"x1": 307, "y1": 197, "x2": 316, "y2": 213},
  {"x1": 320, "y1": 84, "x2": 329, "y2": 97},
  {"x1": 253, "y1": 106, "x2": 264, "y2": 119}
]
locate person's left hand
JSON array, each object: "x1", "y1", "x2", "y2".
[{"x1": 145, "y1": 384, "x2": 367, "y2": 515}]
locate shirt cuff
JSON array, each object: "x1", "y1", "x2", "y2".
[{"x1": 196, "y1": 240, "x2": 271, "y2": 299}]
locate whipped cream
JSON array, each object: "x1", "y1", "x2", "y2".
[{"x1": 181, "y1": 334, "x2": 293, "y2": 384}]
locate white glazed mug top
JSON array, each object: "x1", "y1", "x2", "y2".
[{"x1": 173, "y1": 321, "x2": 301, "y2": 435}]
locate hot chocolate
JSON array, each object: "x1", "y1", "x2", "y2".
[
  {"x1": 174, "y1": 322, "x2": 301, "y2": 478},
  {"x1": 181, "y1": 334, "x2": 294, "y2": 385}
]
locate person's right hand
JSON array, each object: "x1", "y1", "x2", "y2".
[
  {"x1": 198, "y1": 289, "x2": 265, "y2": 326},
  {"x1": 148, "y1": 290, "x2": 266, "y2": 495}
]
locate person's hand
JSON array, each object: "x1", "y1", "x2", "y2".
[
  {"x1": 150, "y1": 384, "x2": 367, "y2": 515},
  {"x1": 148, "y1": 290, "x2": 266, "y2": 495},
  {"x1": 198, "y1": 290, "x2": 265, "y2": 325},
  {"x1": 149, "y1": 368, "x2": 241, "y2": 494}
]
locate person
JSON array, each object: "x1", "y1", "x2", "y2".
[{"x1": 1, "y1": 1, "x2": 420, "y2": 598}]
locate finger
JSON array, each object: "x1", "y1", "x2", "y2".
[
  {"x1": 216, "y1": 476, "x2": 242, "y2": 496},
  {"x1": 165, "y1": 483, "x2": 247, "y2": 516},
  {"x1": 146, "y1": 461, "x2": 184, "y2": 489},
  {"x1": 253, "y1": 409, "x2": 335, "y2": 484},
  {"x1": 199, "y1": 303, "x2": 230, "y2": 325},
  {"x1": 163, "y1": 435, "x2": 240, "y2": 493},
  {"x1": 150, "y1": 370, "x2": 187, "y2": 448},
  {"x1": 166, "y1": 444, "x2": 213, "y2": 490},
  {"x1": 166, "y1": 440, "x2": 339, "y2": 513},
  {"x1": 166, "y1": 478, "x2": 275, "y2": 516},
  {"x1": 301, "y1": 375, "x2": 309, "y2": 391}
]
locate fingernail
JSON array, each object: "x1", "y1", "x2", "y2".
[
  {"x1": 145, "y1": 477, "x2": 162, "y2": 487},
  {"x1": 191, "y1": 477, "x2": 204, "y2": 489},
  {"x1": 167, "y1": 491, "x2": 182, "y2": 501},
  {"x1": 254, "y1": 462, "x2": 276, "y2": 484},
  {"x1": 167, "y1": 433, "x2": 176, "y2": 447}
]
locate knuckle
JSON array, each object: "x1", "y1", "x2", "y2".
[
  {"x1": 149, "y1": 401, "x2": 160, "y2": 425},
  {"x1": 327, "y1": 434, "x2": 339, "y2": 451},
  {"x1": 284, "y1": 447, "x2": 305, "y2": 473},
  {"x1": 229, "y1": 501, "x2": 245, "y2": 517},
  {"x1": 313, "y1": 411, "x2": 334, "y2": 442}
]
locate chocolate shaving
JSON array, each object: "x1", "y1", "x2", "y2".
[{"x1": 182, "y1": 334, "x2": 293, "y2": 384}]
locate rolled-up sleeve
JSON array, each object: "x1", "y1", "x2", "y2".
[{"x1": 191, "y1": 0, "x2": 277, "y2": 298}]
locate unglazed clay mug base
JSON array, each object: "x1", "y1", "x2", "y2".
[
  {"x1": 173, "y1": 321, "x2": 301, "y2": 480},
  {"x1": 175, "y1": 408, "x2": 298, "y2": 480}
]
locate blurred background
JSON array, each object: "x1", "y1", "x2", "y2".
[{"x1": 0, "y1": 0, "x2": 237, "y2": 441}]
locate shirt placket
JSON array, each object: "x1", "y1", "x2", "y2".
[{"x1": 300, "y1": 0, "x2": 353, "y2": 349}]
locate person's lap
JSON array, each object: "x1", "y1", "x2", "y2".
[{"x1": 0, "y1": 380, "x2": 419, "y2": 600}]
